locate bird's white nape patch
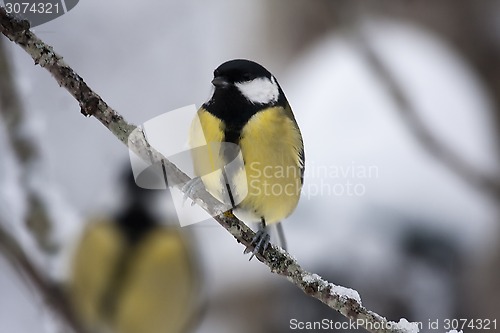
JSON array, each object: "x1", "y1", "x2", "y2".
[{"x1": 235, "y1": 76, "x2": 279, "y2": 104}]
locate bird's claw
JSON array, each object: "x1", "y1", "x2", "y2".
[{"x1": 244, "y1": 228, "x2": 270, "y2": 261}]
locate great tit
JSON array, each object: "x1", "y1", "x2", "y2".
[
  {"x1": 190, "y1": 59, "x2": 304, "y2": 258},
  {"x1": 68, "y1": 171, "x2": 199, "y2": 333}
]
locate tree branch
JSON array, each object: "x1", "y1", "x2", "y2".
[
  {"x1": 354, "y1": 31, "x2": 500, "y2": 202},
  {"x1": 0, "y1": 34, "x2": 58, "y2": 254},
  {"x1": 0, "y1": 8, "x2": 418, "y2": 333},
  {"x1": 0, "y1": 222, "x2": 84, "y2": 332}
]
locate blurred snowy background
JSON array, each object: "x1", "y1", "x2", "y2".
[{"x1": 1, "y1": 1, "x2": 500, "y2": 333}]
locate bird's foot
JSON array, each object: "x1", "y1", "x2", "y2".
[{"x1": 244, "y1": 228, "x2": 270, "y2": 261}]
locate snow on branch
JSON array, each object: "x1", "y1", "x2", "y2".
[{"x1": 1, "y1": 7, "x2": 419, "y2": 333}]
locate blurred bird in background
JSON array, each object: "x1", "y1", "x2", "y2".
[{"x1": 67, "y1": 167, "x2": 201, "y2": 333}]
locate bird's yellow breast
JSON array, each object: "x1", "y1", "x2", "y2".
[
  {"x1": 192, "y1": 106, "x2": 303, "y2": 224},
  {"x1": 238, "y1": 107, "x2": 303, "y2": 223}
]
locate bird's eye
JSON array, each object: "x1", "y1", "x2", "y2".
[{"x1": 242, "y1": 73, "x2": 252, "y2": 80}]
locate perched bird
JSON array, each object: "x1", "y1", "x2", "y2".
[
  {"x1": 68, "y1": 171, "x2": 199, "y2": 333},
  {"x1": 190, "y1": 59, "x2": 304, "y2": 258}
]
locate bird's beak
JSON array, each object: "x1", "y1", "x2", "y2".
[{"x1": 211, "y1": 76, "x2": 231, "y2": 88}]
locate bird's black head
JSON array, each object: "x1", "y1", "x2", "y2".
[
  {"x1": 204, "y1": 59, "x2": 287, "y2": 128},
  {"x1": 212, "y1": 59, "x2": 272, "y2": 87}
]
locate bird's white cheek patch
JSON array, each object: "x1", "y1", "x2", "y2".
[{"x1": 235, "y1": 76, "x2": 279, "y2": 104}]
